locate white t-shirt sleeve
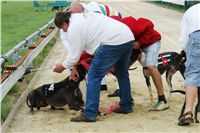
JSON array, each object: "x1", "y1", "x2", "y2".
[{"x1": 62, "y1": 25, "x2": 85, "y2": 69}]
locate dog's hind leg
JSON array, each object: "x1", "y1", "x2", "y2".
[
  {"x1": 195, "y1": 104, "x2": 199, "y2": 123},
  {"x1": 30, "y1": 106, "x2": 34, "y2": 115},
  {"x1": 194, "y1": 88, "x2": 200, "y2": 123},
  {"x1": 179, "y1": 64, "x2": 186, "y2": 79},
  {"x1": 143, "y1": 68, "x2": 153, "y2": 105},
  {"x1": 146, "y1": 77, "x2": 153, "y2": 105},
  {"x1": 51, "y1": 106, "x2": 56, "y2": 109},
  {"x1": 179, "y1": 101, "x2": 186, "y2": 120},
  {"x1": 166, "y1": 67, "x2": 177, "y2": 93}
]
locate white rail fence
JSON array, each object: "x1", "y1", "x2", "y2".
[
  {"x1": 162, "y1": 0, "x2": 185, "y2": 5},
  {"x1": 0, "y1": 18, "x2": 58, "y2": 102}
]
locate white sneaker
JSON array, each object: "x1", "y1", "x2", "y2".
[{"x1": 149, "y1": 101, "x2": 169, "y2": 111}]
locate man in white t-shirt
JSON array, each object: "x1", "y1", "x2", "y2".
[
  {"x1": 54, "y1": 11, "x2": 134, "y2": 122},
  {"x1": 178, "y1": 3, "x2": 200, "y2": 126},
  {"x1": 60, "y1": 1, "x2": 122, "y2": 91}
]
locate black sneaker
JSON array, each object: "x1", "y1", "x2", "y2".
[
  {"x1": 71, "y1": 113, "x2": 96, "y2": 122},
  {"x1": 113, "y1": 108, "x2": 133, "y2": 114}
]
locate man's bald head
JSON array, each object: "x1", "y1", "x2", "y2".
[{"x1": 69, "y1": 2, "x2": 84, "y2": 13}]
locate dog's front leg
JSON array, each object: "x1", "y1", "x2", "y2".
[
  {"x1": 148, "y1": 87, "x2": 154, "y2": 105},
  {"x1": 143, "y1": 68, "x2": 153, "y2": 105}
]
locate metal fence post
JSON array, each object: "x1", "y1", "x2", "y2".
[{"x1": 12, "y1": 52, "x2": 20, "y2": 64}]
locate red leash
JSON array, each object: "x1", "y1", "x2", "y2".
[{"x1": 99, "y1": 102, "x2": 120, "y2": 115}]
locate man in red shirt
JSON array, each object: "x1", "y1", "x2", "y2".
[{"x1": 111, "y1": 16, "x2": 169, "y2": 111}]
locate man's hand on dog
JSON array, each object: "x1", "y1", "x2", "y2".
[
  {"x1": 70, "y1": 66, "x2": 80, "y2": 82},
  {"x1": 54, "y1": 63, "x2": 65, "y2": 73}
]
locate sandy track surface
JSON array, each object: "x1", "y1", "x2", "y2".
[{"x1": 6, "y1": 2, "x2": 199, "y2": 133}]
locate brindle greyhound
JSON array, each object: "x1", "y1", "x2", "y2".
[{"x1": 108, "y1": 50, "x2": 186, "y2": 102}]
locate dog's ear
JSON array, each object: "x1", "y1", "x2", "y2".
[
  {"x1": 180, "y1": 50, "x2": 186, "y2": 57},
  {"x1": 180, "y1": 50, "x2": 186, "y2": 63}
]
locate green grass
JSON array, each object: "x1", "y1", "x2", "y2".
[
  {"x1": 1, "y1": 1, "x2": 58, "y2": 123},
  {"x1": 148, "y1": 1, "x2": 185, "y2": 12},
  {"x1": 1, "y1": 85, "x2": 17, "y2": 121},
  {"x1": 149, "y1": 1, "x2": 200, "y2": 12},
  {"x1": 1, "y1": 1, "x2": 54, "y2": 54}
]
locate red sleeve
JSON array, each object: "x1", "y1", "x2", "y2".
[
  {"x1": 136, "y1": 18, "x2": 154, "y2": 31},
  {"x1": 110, "y1": 16, "x2": 123, "y2": 22},
  {"x1": 121, "y1": 17, "x2": 137, "y2": 29},
  {"x1": 136, "y1": 18, "x2": 161, "y2": 47},
  {"x1": 138, "y1": 29, "x2": 161, "y2": 48},
  {"x1": 78, "y1": 51, "x2": 93, "y2": 62}
]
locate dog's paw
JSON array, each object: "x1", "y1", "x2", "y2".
[
  {"x1": 29, "y1": 110, "x2": 34, "y2": 115},
  {"x1": 195, "y1": 119, "x2": 199, "y2": 123}
]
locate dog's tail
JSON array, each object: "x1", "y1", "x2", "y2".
[
  {"x1": 170, "y1": 90, "x2": 185, "y2": 95},
  {"x1": 26, "y1": 92, "x2": 31, "y2": 108},
  {"x1": 129, "y1": 67, "x2": 137, "y2": 71}
]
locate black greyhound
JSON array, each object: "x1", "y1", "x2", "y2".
[
  {"x1": 108, "y1": 50, "x2": 186, "y2": 102},
  {"x1": 141, "y1": 50, "x2": 186, "y2": 103},
  {"x1": 140, "y1": 51, "x2": 198, "y2": 124},
  {"x1": 109, "y1": 49, "x2": 199, "y2": 124},
  {"x1": 26, "y1": 64, "x2": 86, "y2": 113}
]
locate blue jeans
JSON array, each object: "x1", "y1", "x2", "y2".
[{"x1": 84, "y1": 41, "x2": 134, "y2": 120}]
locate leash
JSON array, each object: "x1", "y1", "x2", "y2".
[
  {"x1": 24, "y1": 67, "x2": 54, "y2": 75},
  {"x1": 170, "y1": 90, "x2": 185, "y2": 95},
  {"x1": 28, "y1": 67, "x2": 54, "y2": 72},
  {"x1": 129, "y1": 67, "x2": 137, "y2": 71},
  {"x1": 99, "y1": 102, "x2": 120, "y2": 115}
]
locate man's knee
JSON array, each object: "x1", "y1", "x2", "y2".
[
  {"x1": 146, "y1": 66, "x2": 158, "y2": 74},
  {"x1": 115, "y1": 70, "x2": 129, "y2": 79}
]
